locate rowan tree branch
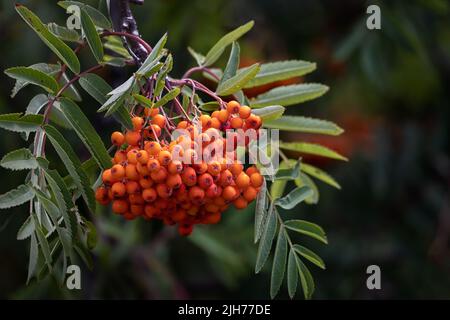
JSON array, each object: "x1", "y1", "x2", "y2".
[{"x1": 109, "y1": 0, "x2": 149, "y2": 64}]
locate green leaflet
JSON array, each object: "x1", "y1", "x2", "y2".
[
  {"x1": 80, "y1": 8, "x2": 103, "y2": 63},
  {"x1": 275, "y1": 186, "x2": 314, "y2": 210},
  {"x1": 251, "y1": 83, "x2": 329, "y2": 108},
  {"x1": 47, "y1": 23, "x2": 80, "y2": 42},
  {"x1": 254, "y1": 180, "x2": 268, "y2": 243},
  {"x1": 301, "y1": 162, "x2": 341, "y2": 189},
  {"x1": 58, "y1": 98, "x2": 111, "y2": 169},
  {"x1": 4, "y1": 67, "x2": 59, "y2": 94},
  {"x1": 15, "y1": 5, "x2": 80, "y2": 74},
  {"x1": 284, "y1": 219, "x2": 328, "y2": 244},
  {"x1": 255, "y1": 205, "x2": 277, "y2": 273},
  {"x1": 0, "y1": 148, "x2": 39, "y2": 171},
  {"x1": 43, "y1": 169, "x2": 78, "y2": 243},
  {"x1": 280, "y1": 141, "x2": 348, "y2": 161},
  {"x1": 154, "y1": 88, "x2": 180, "y2": 108},
  {"x1": 0, "y1": 184, "x2": 35, "y2": 210},
  {"x1": 44, "y1": 124, "x2": 96, "y2": 213},
  {"x1": 216, "y1": 64, "x2": 260, "y2": 96},
  {"x1": 287, "y1": 248, "x2": 298, "y2": 298},
  {"x1": 270, "y1": 226, "x2": 287, "y2": 298},
  {"x1": 203, "y1": 21, "x2": 254, "y2": 66},
  {"x1": 244, "y1": 60, "x2": 316, "y2": 88},
  {"x1": 251, "y1": 105, "x2": 285, "y2": 121},
  {"x1": 220, "y1": 41, "x2": 240, "y2": 84},
  {"x1": 263, "y1": 116, "x2": 344, "y2": 136},
  {"x1": 79, "y1": 73, "x2": 112, "y2": 104},
  {"x1": 293, "y1": 244, "x2": 326, "y2": 270}
]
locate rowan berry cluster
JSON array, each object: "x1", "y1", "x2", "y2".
[{"x1": 95, "y1": 101, "x2": 264, "y2": 236}]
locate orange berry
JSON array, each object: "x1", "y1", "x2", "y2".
[
  {"x1": 189, "y1": 186, "x2": 205, "y2": 202},
  {"x1": 125, "y1": 164, "x2": 139, "y2": 180},
  {"x1": 136, "y1": 162, "x2": 150, "y2": 175},
  {"x1": 193, "y1": 162, "x2": 208, "y2": 175},
  {"x1": 219, "y1": 170, "x2": 233, "y2": 187},
  {"x1": 207, "y1": 161, "x2": 221, "y2": 175},
  {"x1": 187, "y1": 206, "x2": 199, "y2": 216},
  {"x1": 126, "y1": 180, "x2": 140, "y2": 194},
  {"x1": 129, "y1": 194, "x2": 145, "y2": 205},
  {"x1": 250, "y1": 172, "x2": 263, "y2": 188},
  {"x1": 230, "y1": 162, "x2": 243, "y2": 177},
  {"x1": 123, "y1": 212, "x2": 135, "y2": 220},
  {"x1": 230, "y1": 117, "x2": 243, "y2": 129},
  {"x1": 149, "y1": 124, "x2": 161, "y2": 138},
  {"x1": 246, "y1": 166, "x2": 258, "y2": 176},
  {"x1": 206, "y1": 183, "x2": 220, "y2": 198},
  {"x1": 139, "y1": 175, "x2": 153, "y2": 189},
  {"x1": 144, "y1": 205, "x2": 159, "y2": 218},
  {"x1": 177, "y1": 120, "x2": 189, "y2": 129},
  {"x1": 246, "y1": 114, "x2": 262, "y2": 129},
  {"x1": 233, "y1": 196, "x2": 248, "y2": 209},
  {"x1": 147, "y1": 158, "x2": 161, "y2": 172},
  {"x1": 130, "y1": 204, "x2": 144, "y2": 216},
  {"x1": 203, "y1": 212, "x2": 221, "y2": 224},
  {"x1": 222, "y1": 186, "x2": 237, "y2": 201},
  {"x1": 171, "y1": 209, "x2": 187, "y2": 223},
  {"x1": 125, "y1": 131, "x2": 141, "y2": 146},
  {"x1": 95, "y1": 186, "x2": 109, "y2": 204},
  {"x1": 111, "y1": 131, "x2": 125, "y2": 146},
  {"x1": 200, "y1": 115, "x2": 212, "y2": 129},
  {"x1": 243, "y1": 186, "x2": 258, "y2": 202},
  {"x1": 150, "y1": 166, "x2": 168, "y2": 183},
  {"x1": 132, "y1": 116, "x2": 144, "y2": 130},
  {"x1": 168, "y1": 160, "x2": 183, "y2": 174},
  {"x1": 156, "y1": 183, "x2": 172, "y2": 199},
  {"x1": 158, "y1": 150, "x2": 172, "y2": 166},
  {"x1": 142, "y1": 188, "x2": 157, "y2": 202},
  {"x1": 205, "y1": 203, "x2": 220, "y2": 213},
  {"x1": 111, "y1": 164, "x2": 125, "y2": 180},
  {"x1": 155, "y1": 199, "x2": 169, "y2": 210},
  {"x1": 147, "y1": 141, "x2": 161, "y2": 156},
  {"x1": 217, "y1": 109, "x2": 229, "y2": 123},
  {"x1": 235, "y1": 172, "x2": 250, "y2": 189},
  {"x1": 137, "y1": 150, "x2": 149, "y2": 164},
  {"x1": 198, "y1": 173, "x2": 213, "y2": 189},
  {"x1": 127, "y1": 149, "x2": 139, "y2": 164},
  {"x1": 111, "y1": 182, "x2": 126, "y2": 198},
  {"x1": 151, "y1": 114, "x2": 166, "y2": 128},
  {"x1": 181, "y1": 167, "x2": 197, "y2": 186},
  {"x1": 102, "y1": 169, "x2": 114, "y2": 185},
  {"x1": 112, "y1": 199, "x2": 128, "y2": 214},
  {"x1": 113, "y1": 150, "x2": 127, "y2": 164},
  {"x1": 211, "y1": 111, "x2": 220, "y2": 118},
  {"x1": 178, "y1": 223, "x2": 193, "y2": 236},
  {"x1": 211, "y1": 117, "x2": 221, "y2": 129},
  {"x1": 239, "y1": 105, "x2": 251, "y2": 119},
  {"x1": 214, "y1": 196, "x2": 226, "y2": 207},
  {"x1": 227, "y1": 100, "x2": 240, "y2": 114},
  {"x1": 167, "y1": 173, "x2": 182, "y2": 189}
]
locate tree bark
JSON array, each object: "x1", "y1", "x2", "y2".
[{"x1": 108, "y1": 0, "x2": 149, "y2": 64}]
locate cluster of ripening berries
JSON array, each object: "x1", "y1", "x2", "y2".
[{"x1": 95, "y1": 101, "x2": 264, "y2": 236}]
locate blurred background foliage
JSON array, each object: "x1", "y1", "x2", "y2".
[{"x1": 0, "y1": 0, "x2": 449, "y2": 299}]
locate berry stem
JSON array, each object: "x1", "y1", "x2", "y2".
[
  {"x1": 182, "y1": 66, "x2": 220, "y2": 81},
  {"x1": 101, "y1": 31, "x2": 153, "y2": 56}
]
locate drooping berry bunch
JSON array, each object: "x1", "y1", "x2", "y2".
[{"x1": 95, "y1": 101, "x2": 264, "y2": 236}]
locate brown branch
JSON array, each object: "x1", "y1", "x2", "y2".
[{"x1": 108, "y1": 0, "x2": 149, "y2": 64}]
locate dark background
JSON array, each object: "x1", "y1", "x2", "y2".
[{"x1": 0, "y1": 0, "x2": 449, "y2": 299}]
